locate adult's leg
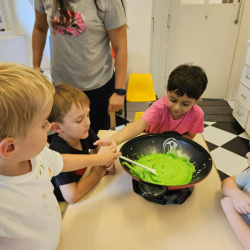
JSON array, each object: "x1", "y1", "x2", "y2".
[{"x1": 84, "y1": 72, "x2": 115, "y2": 134}]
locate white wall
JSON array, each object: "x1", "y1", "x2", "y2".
[
  {"x1": 10, "y1": 0, "x2": 50, "y2": 69},
  {"x1": 0, "y1": 36, "x2": 29, "y2": 65},
  {"x1": 150, "y1": 0, "x2": 164, "y2": 95},
  {"x1": 126, "y1": 0, "x2": 152, "y2": 77},
  {"x1": 125, "y1": 0, "x2": 153, "y2": 116}
]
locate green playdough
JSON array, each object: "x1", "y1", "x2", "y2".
[{"x1": 123, "y1": 152, "x2": 196, "y2": 186}]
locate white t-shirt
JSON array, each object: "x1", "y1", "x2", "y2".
[{"x1": 0, "y1": 147, "x2": 64, "y2": 250}]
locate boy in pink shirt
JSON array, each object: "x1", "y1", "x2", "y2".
[{"x1": 95, "y1": 64, "x2": 208, "y2": 147}]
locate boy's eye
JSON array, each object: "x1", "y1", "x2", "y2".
[
  {"x1": 183, "y1": 104, "x2": 189, "y2": 107},
  {"x1": 42, "y1": 120, "x2": 50, "y2": 129},
  {"x1": 170, "y1": 99, "x2": 176, "y2": 103},
  {"x1": 76, "y1": 119, "x2": 82, "y2": 123}
]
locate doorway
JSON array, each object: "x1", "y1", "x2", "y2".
[{"x1": 152, "y1": 0, "x2": 243, "y2": 99}]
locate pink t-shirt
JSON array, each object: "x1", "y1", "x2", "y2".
[{"x1": 141, "y1": 96, "x2": 204, "y2": 134}]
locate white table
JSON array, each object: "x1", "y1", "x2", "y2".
[{"x1": 56, "y1": 131, "x2": 243, "y2": 250}]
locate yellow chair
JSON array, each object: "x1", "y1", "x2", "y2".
[
  {"x1": 134, "y1": 112, "x2": 145, "y2": 121},
  {"x1": 125, "y1": 73, "x2": 156, "y2": 124}
]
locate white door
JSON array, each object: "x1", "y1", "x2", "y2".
[
  {"x1": 157, "y1": 0, "x2": 243, "y2": 99},
  {"x1": 0, "y1": 0, "x2": 7, "y2": 31}
]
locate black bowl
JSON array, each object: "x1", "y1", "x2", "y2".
[{"x1": 119, "y1": 132, "x2": 213, "y2": 190}]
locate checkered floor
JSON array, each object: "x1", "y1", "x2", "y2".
[{"x1": 203, "y1": 121, "x2": 250, "y2": 181}]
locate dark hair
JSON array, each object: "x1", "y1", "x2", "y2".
[
  {"x1": 52, "y1": 0, "x2": 126, "y2": 21},
  {"x1": 167, "y1": 64, "x2": 208, "y2": 100}
]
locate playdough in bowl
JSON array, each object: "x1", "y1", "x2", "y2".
[{"x1": 122, "y1": 153, "x2": 196, "y2": 186}]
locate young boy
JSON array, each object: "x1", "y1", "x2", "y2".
[
  {"x1": 0, "y1": 63, "x2": 121, "y2": 250},
  {"x1": 221, "y1": 152, "x2": 250, "y2": 249},
  {"x1": 95, "y1": 64, "x2": 208, "y2": 148},
  {"x1": 48, "y1": 84, "x2": 115, "y2": 204}
]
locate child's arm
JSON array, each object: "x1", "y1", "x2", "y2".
[
  {"x1": 94, "y1": 118, "x2": 147, "y2": 147},
  {"x1": 61, "y1": 146, "x2": 121, "y2": 172},
  {"x1": 59, "y1": 166, "x2": 107, "y2": 204},
  {"x1": 222, "y1": 176, "x2": 250, "y2": 214},
  {"x1": 182, "y1": 132, "x2": 196, "y2": 140},
  {"x1": 221, "y1": 196, "x2": 250, "y2": 250}
]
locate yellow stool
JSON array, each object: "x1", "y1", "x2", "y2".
[
  {"x1": 125, "y1": 73, "x2": 156, "y2": 124},
  {"x1": 134, "y1": 112, "x2": 145, "y2": 121}
]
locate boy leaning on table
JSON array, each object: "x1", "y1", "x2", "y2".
[
  {"x1": 95, "y1": 63, "x2": 208, "y2": 149},
  {"x1": 48, "y1": 84, "x2": 116, "y2": 204},
  {"x1": 0, "y1": 63, "x2": 121, "y2": 250},
  {"x1": 221, "y1": 152, "x2": 250, "y2": 249}
]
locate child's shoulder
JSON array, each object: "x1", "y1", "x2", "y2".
[
  {"x1": 38, "y1": 146, "x2": 53, "y2": 159},
  {"x1": 236, "y1": 169, "x2": 250, "y2": 182},
  {"x1": 189, "y1": 104, "x2": 204, "y2": 118},
  {"x1": 36, "y1": 146, "x2": 62, "y2": 167},
  {"x1": 150, "y1": 96, "x2": 168, "y2": 109},
  {"x1": 156, "y1": 96, "x2": 167, "y2": 105},
  {"x1": 49, "y1": 133, "x2": 70, "y2": 154},
  {"x1": 236, "y1": 169, "x2": 250, "y2": 190}
]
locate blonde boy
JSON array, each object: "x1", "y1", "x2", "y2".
[
  {"x1": 0, "y1": 63, "x2": 120, "y2": 250},
  {"x1": 48, "y1": 84, "x2": 116, "y2": 204}
]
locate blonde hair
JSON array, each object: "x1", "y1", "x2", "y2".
[
  {"x1": 48, "y1": 83, "x2": 90, "y2": 123},
  {"x1": 0, "y1": 63, "x2": 54, "y2": 139}
]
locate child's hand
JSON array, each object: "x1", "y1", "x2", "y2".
[
  {"x1": 91, "y1": 166, "x2": 107, "y2": 179},
  {"x1": 94, "y1": 138, "x2": 117, "y2": 148},
  {"x1": 97, "y1": 146, "x2": 121, "y2": 166},
  {"x1": 105, "y1": 163, "x2": 116, "y2": 175},
  {"x1": 230, "y1": 191, "x2": 250, "y2": 214}
]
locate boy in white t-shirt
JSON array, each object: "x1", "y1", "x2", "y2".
[{"x1": 0, "y1": 63, "x2": 121, "y2": 250}]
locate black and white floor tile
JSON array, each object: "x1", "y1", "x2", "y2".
[{"x1": 203, "y1": 121, "x2": 250, "y2": 181}]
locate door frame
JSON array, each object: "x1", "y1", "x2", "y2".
[{"x1": 226, "y1": 0, "x2": 250, "y2": 101}]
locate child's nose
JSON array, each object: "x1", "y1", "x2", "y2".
[
  {"x1": 174, "y1": 103, "x2": 181, "y2": 111},
  {"x1": 86, "y1": 117, "x2": 91, "y2": 126}
]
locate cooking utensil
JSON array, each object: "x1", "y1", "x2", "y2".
[{"x1": 119, "y1": 155, "x2": 158, "y2": 176}]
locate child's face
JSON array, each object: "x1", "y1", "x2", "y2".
[
  {"x1": 167, "y1": 90, "x2": 198, "y2": 119},
  {"x1": 59, "y1": 103, "x2": 91, "y2": 140},
  {"x1": 15, "y1": 98, "x2": 53, "y2": 161}
]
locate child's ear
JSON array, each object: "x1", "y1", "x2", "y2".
[
  {"x1": 51, "y1": 122, "x2": 63, "y2": 133},
  {"x1": 194, "y1": 97, "x2": 202, "y2": 104},
  {"x1": 0, "y1": 137, "x2": 16, "y2": 159}
]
